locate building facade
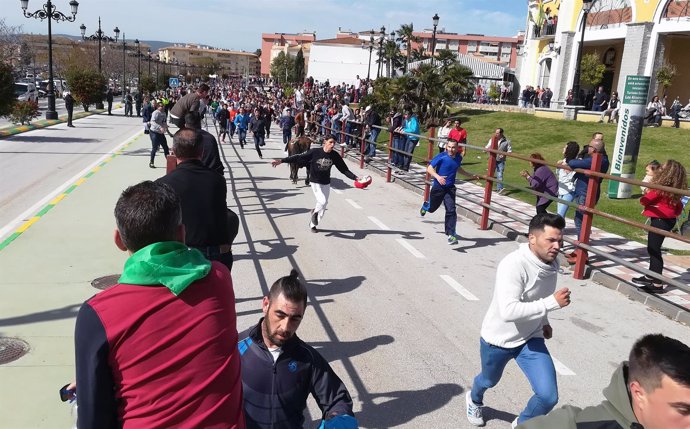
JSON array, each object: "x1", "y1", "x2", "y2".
[
  {"x1": 260, "y1": 33, "x2": 316, "y2": 76},
  {"x1": 411, "y1": 31, "x2": 524, "y2": 69},
  {"x1": 307, "y1": 36, "x2": 382, "y2": 86},
  {"x1": 518, "y1": 0, "x2": 690, "y2": 107},
  {"x1": 159, "y1": 44, "x2": 260, "y2": 77}
]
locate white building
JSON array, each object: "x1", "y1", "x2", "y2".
[{"x1": 306, "y1": 37, "x2": 382, "y2": 86}]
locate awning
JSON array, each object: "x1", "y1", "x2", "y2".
[{"x1": 408, "y1": 53, "x2": 506, "y2": 80}]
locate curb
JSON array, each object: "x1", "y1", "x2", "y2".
[{"x1": 343, "y1": 150, "x2": 689, "y2": 324}]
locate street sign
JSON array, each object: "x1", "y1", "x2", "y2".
[
  {"x1": 169, "y1": 77, "x2": 180, "y2": 88},
  {"x1": 608, "y1": 75, "x2": 651, "y2": 199}
]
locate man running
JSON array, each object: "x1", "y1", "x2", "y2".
[
  {"x1": 271, "y1": 135, "x2": 362, "y2": 233},
  {"x1": 420, "y1": 140, "x2": 479, "y2": 245},
  {"x1": 466, "y1": 213, "x2": 572, "y2": 428}
]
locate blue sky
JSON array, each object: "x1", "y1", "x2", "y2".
[{"x1": 8, "y1": 0, "x2": 528, "y2": 52}]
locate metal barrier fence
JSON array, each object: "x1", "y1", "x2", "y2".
[{"x1": 306, "y1": 118, "x2": 690, "y2": 294}]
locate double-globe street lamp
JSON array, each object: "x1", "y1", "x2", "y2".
[
  {"x1": 431, "y1": 13, "x2": 440, "y2": 66},
  {"x1": 20, "y1": 0, "x2": 79, "y2": 120},
  {"x1": 80, "y1": 17, "x2": 118, "y2": 109},
  {"x1": 572, "y1": 0, "x2": 595, "y2": 106}
]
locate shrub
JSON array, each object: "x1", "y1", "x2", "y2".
[{"x1": 6, "y1": 100, "x2": 40, "y2": 125}]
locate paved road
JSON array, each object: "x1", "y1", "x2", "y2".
[
  {"x1": 1, "y1": 118, "x2": 689, "y2": 428},
  {"x1": 0, "y1": 107, "x2": 144, "y2": 237}
]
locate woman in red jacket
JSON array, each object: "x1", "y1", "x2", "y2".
[{"x1": 632, "y1": 160, "x2": 687, "y2": 293}]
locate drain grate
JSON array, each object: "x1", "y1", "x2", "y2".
[
  {"x1": 0, "y1": 337, "x2": 30, "y2": 365},
  {"x1": 91, "y1": 274, "x2": 120, "y2": 290}
]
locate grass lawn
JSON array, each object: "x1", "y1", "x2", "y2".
[{"x1": 374, "y1": 109, "x2": 690, "y2": 247}]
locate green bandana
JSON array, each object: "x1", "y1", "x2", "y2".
[{"x1": 118, "y1": 241, "x2": 211, "y2": 296}]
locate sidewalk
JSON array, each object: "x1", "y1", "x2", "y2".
[
  {"x1": 0, "y1": 131, "x2": 159, "y2": 428},
  {"x1": 0, "y1": 104, "x2": 122, "y2": 138},
  {"x1": 349, "y1": 148, "x2": 690, "y2": 323}
]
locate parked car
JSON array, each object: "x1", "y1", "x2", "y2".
[{"x1": 14, "y1": 82, "x2": 38, "y2": 103}]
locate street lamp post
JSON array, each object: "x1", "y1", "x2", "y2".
[
  {"x1": 572, "y1": 0, "x2": 595, "y2": 106},
  {"x1": 80, "y1": 17, "x2": 117, "y2": 109},
  {"x1": 135, "y1": 39, "x2": 141, "y2": 90},
  {"x1": 20, "y1": 0, "x2": 79, "y2": 120},
  {"x1": 389, "y1": 32, "x2": 395, "y2": 77},
  {"x1": 121, "y1": 32, "x2": 126, "y2": 98},
  {"x1": 147, "y1": 49, "x2": 151, "y2": 77},
  {"x1": 431, "y1": 13, "x2": 440, "y2": 66}
]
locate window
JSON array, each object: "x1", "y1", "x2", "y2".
[{"x1": 587, "y1": 0, "x2": 633, "y2": 29}]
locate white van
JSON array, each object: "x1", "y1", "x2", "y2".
[{"x1": 14, "y1": 82, "x2": 38, "y2": 103}]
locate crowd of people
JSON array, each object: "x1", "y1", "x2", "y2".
[{"x1": 63, "y1": 75, "x2": 690, "y2": 429}]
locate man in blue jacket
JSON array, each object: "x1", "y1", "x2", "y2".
[
  {"x1": 562, "y1": 135, "x2": 609, "y2": 264},
  {"x1": 234, "y1": 107, "x2": 250, "y2": 149},
  {"x1": 237, "y1": 270, "x2": 358, "y2": 429}
]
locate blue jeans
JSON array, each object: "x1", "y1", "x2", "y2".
[
  {"x1": 238, "y1": 129, "x2": 247, "y2": 146},
  {"x1": 573, "y1": 193, "x2": 586, "y2": 239},
  {"x1": 495, "y1": 161, "x2": 506, "y2": 191},
  {"x1": 471, "y1": 337, "x2": 558, "y2": 425},
  {"x1": 392, "y1": 135, "x2": 404, "y2": 166},
  {"x1": 557, "y1": 192, "x2": 575, "y2": 218},
  {"x1": 344, "y1": 122, "x2": 352, "y2": 145},
  {"x1": 422, "y1": 185, "x2": 457, "y2": 236},
  {"x1": 254, "y1": 135, "x2": 264, "y2": 158},
  {"x1": 367, "y1": 128, "x2": 380, "y2": 157},
  {"x1": 401, "y1": 137, "x2": 417, "y2": 171}
]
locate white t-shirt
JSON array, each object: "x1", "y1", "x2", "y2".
[{"x1": 268, "y1": 346, "x2": 282, "y2": 363}]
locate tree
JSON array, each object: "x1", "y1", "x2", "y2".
[
  {"x1": 6, "y1": 100, "x2": 40, "y2": 125},
  {"x1": 270, "y1": 51, "x2": 295, "y2": 84},
  {"x1": 64, "y1": 68, "x2": 107, "y2": 111},
  {"x1": 139, "y1": 75, "x2": 156, "y2": 95},
  {"x1": 580, "y1": 52, "x2": 606, "y2": 88},
  {"x1": 655, "y1": 62, "x2": 676, "y2": 97},
  {"x1": 0, "y1": 62, "x2": 15, "y2": 117},
  {"x1": 396, "y1": 23, "x2": 420, "y2": 74},
  {"x1": 381, "y1": 40, "x2": 404, "y2": 78},
  {"x1": 19, "y1": 41, "x2": 33, "y2": 71},
  {"x1": 436, "y1": 49, "x2": 457, "y2": 70},
  {"x1": 411, "y1": 45, "x2": 430, "y2": 62},
  {"x1": 294, "y1": 48, "x2": 305, "y2": 83},
  {"x1": 0, "y1": 18, "x2": 22, "y2": 64},
  {"x1": 156, "y1": 72, "x2": 168, "y2": 90},
  {"x1": 254, "y1": 49, "x2": 262, "y2": 58}
]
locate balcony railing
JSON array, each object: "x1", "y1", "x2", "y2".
[{"x1": 532, "y1": 23, "x2": 557, "y2": 39}]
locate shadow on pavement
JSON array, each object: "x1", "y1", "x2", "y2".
[
  {"x1": 453, "y1": 236, "x2": 513, "y2": 253},
  {"x1": 483, "y1": 406, "x2": 518, "y2": 425},
  {"x1": 0, "y1": 303, "x2": 81, "y2": 327},
  {"x1": 320, "y1": 229, "x2": 423, "y2": 241},
  {"x1": 8, "y1": 136, "x2": 101, "y2": 143},
  {"x1": 310, "y1": 335, "x2": 395, "y2": 363},
  {"x1": 253, "y1": 188, "x2": 302, "y2": 203},
  {"x1": 233, "y1": 238, "x2": 299, "y2": 262},
  {"x1": 309, "y1": 383, "x2": 463, "y2": 428}
]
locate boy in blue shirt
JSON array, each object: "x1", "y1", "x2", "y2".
[{"x1": 420, "y1": 140, "x2": 479, "y2": 244}]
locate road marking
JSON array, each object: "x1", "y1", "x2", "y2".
[
  {"x1": 332, "y1": 189, "x2": 343, "y2": 195},
  {"x1": 439, "y1": 275, "x2": 480, "y2": 301},
  {"x1": 345, "y1": 199, "x2": 362, "y2": 210},
  {"x1": 0, "y1": 130, "x2": 142, "y2": 251},
  {"x1": 551, "y1": 356, "x2": 576, "y2": 376},
  {"x1": 395, "y1": 238, "x2": 425, "y2": 259},
  {"x1": 368, "y1": 216, "x2": 391, "y2": 230}
]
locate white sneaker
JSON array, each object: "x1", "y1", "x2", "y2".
[
  {"x1": 465, "y1": 391, "x2": 485, "y2": 426},
  {"x1": 511, "y1": 416, "x2": 519, "y2": 428}
]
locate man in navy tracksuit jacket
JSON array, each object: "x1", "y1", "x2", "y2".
[{"x1": 237, "y1": 270, "x2": 358, "y2": 429}]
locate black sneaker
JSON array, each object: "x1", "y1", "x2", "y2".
[
  {"x1": 631, "y1": 275, "x2": 653, "y2": 286},
  {"x1": 311, "y1": 211, "x2": 319, "y2": 227},
  {"x1": 311, "y1": 226, "x2": 318, "y2": 233},
  {"x1": 640, "y1": 285, "x2": 667, "y2": 294},
  {"x1": 149, "y1": 163, "x2": 155, "y2": 168}
]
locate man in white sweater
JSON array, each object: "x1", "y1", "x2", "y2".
[{"x1": 466, "y1": 213, "x2": 572, "y2": 428}]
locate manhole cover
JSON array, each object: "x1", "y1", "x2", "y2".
[
  {"x1": 91, "y1": 274, "x2": 120, "y2": 290},
  {"x1": 0, "y1": 337, "x2": 30, "y2": 365}
]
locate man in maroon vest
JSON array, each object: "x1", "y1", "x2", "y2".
[{"x1": 74, "y1": 180, "x2": 245, "y2": 429}]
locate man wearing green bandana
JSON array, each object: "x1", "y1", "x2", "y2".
[{"x1": 74, "y1": 181, "x2": 245, "y2": 429}]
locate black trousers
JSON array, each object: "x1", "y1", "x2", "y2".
[
  {"x1": 149, "y1": 132, "x2": 170, "y2": 164},
  {"x1": 66, "y1": 108, "x2": 73, "y2": 126},
  {"x1": 536, "y1": 201, "x2": 552, "y2": 214},
  {"x1": 648, "y1": 217, "x2": 676, "y2": 275}
]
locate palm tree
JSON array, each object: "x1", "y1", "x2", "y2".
[
  {"x1": 436, "y1": 49, "x2": 458, "y2": 72},
  {"x1": 396, "y1": 23, "x2": 420, "y2": 74},
  {"x1": 382, "y1": 40, "x2": 404, "y2": 78}
]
